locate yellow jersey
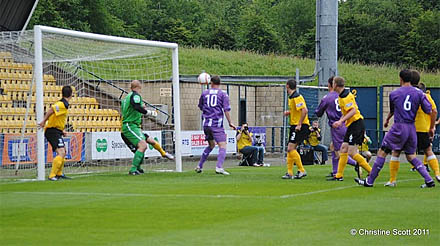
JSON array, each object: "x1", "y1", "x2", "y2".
[
  {"x1": 415, "y1": 93, "x2": 436, "y2": 133},
  {"x1": 288, "y1": 91, "x2": 310, "y2": 126},
  {"x1": 45, "y1": 99, "x2": 69, "y2": 131},
  {"x1": 338, "y1": 89, "x2": 363, "y2": 127},
  {"x1": 307, "y1": 128, "x2": 321, "y2": 146},
  {"x1": 237, "y1": 130, "x2": 253, "y2": 151}
]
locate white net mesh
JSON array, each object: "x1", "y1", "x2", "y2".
[{"x1": 0, "y1": 29, "x2": 177, "y2": 179}]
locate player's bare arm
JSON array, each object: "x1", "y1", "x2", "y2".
[
  {"x1": 429, "y1": 108, "x2": 437, "y2": 138},
  {"x1": 296, "y1": 107, "x2": 308, "y2": 131},
  {"x1": 38, "y1": 107, "x2": 54, "y2": 129},
  {"x1": 225, "y1": 111, "x2": 236, "y2": 130},
  {"x1": 384, "y1": 112, "x2": 394, "y2": 128},
  {"x1": 333, "y1": 107, "x2": 356, "y2": 128}
]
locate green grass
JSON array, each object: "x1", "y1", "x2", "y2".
[
  {"x1": 74, "y1": 46, "x2": 439, "y2": 86},
  {"x1": 179, "y1": 47, "x2": 440, "y2": 86},
  {"x1": 1, "y1": 158, "x2": 438, "y2": 245}
]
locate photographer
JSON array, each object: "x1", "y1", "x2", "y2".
[
  {"x1": 236, "y1": 123, "x2": 265, "y2": 166},
  {"x1": 306, "y1": 121, "x2": 328, "y2": 164}
]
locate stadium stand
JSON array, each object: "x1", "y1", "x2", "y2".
[{"x1": 0, "y1": 52, "x2": 121, "y2": 134}]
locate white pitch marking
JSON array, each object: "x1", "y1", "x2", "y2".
[
  {"x1": 2, "y1": 178, "x2": 423, "y2": 199},
  {"x1": 7, "y1": 191, "x2": 274, "y2": 200},
  {"x1": 280, "y1": 178, "x2": 422, "y2": 199}
]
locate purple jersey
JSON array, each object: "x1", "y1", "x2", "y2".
[
  {"x1": 199, "y1": 88, "x2": 231, "y2": 128},
  {"x1": 315, "y1": 91, "x2": 343, "y2": 126},
  {"x1": 389, "y1": 86, "x2": 431, "y2": 124}
]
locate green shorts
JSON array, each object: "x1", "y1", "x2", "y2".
[{"x1": 121, "y1": 122, "x2": 145, "y2": 147}]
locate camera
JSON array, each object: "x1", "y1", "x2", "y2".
[
  {"x1": 255, "y1": 134, "x2": 263, "y2": 146},
  {"x1": 244, "y1": 126, "x2": 249, "y2": 131}
]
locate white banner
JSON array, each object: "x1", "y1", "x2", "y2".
[
  {"x1": 180, "y1": 130, "x2": 237, "y2": 156},
  {"x1": 91, "y1": 131, "x2": 162, "y2": 160}
]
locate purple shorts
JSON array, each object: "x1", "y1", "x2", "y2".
[
  {"x1": 381, "y1": 123, "x2": 417, "y2": 154},
  {"x1": 331, "y1": 126, "x2": 346, "y2": 151},
  {"x1": 203, "y1": 126, "x2": 226, "y2": 143}
]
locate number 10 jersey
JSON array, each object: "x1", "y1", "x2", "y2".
[{"x1": 198, "y1": 88, "x2": 231, "y2": 128}]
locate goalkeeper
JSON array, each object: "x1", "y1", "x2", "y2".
[{"x1": 121, "y1": 80, "x2": 174, "y2": 175}]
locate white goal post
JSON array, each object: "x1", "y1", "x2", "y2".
[{"x1": 33, "y1": 25, "x2": 182, "y2": 180}]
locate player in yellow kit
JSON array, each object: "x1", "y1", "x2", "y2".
[
  {"x1": 282, "y1": 79, "x2": 309, "y2": 179},
  {"x1": 38, "y1": 86, "x2": 73, "y2": 181},
  {"x1": 386, "y1": 72, "x2": 439, "y2": 186},
  {"x1": 328, "y1": 76, "x2": 372, "y2": 181}
]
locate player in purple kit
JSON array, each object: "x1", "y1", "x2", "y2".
[
  {"x1": 315, "y1": 76, "x2": 358, "y2": 178},
  {"x1": 355, "y1": 69, "x2": 435, "y2": 188},
  {"x1": 195, "y1": 75, "x2": 236, "y2": 175}
]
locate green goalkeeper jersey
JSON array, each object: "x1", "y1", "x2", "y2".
[{"x1": 121, "y1": 91, "x2": 146, "y2": 126}]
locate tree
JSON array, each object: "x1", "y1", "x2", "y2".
[
  {"x1": 338, "y1": 0, "x2": 426, "y2": 66},
  {"x1": 29, "y1": 0, "x2": 90, "y2": 31},
  {"x1": 84, "y1": 0, "x2": 125, "y2": 36},
  {"x1": 237, "y1": 7, "x2": 282, "y2": 53},
  {"x1": 401, "y1": 10, "x2": 440, "y2": 70},
  {"x1": 271, "y1": 0, "x2": 315, "y2": 55},
  {"x1": 338, "y1": 12, "x2": 402, "y2": 65}
]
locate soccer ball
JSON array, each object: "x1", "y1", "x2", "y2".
[{"x1": 198, "y1": 72, "x2": 211, "y2": 84}]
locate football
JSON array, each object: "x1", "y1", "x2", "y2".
[{"x1": 197, "y1": 72, "x2": 211, "y2": 84}]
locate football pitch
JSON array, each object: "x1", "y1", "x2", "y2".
[{"x1": 1, "y1": 157, "x2": 439, "y2": 245}]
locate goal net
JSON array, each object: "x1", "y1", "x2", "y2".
[{"x1": 0, "y1": 26, "x2": 181, "y2": 180}]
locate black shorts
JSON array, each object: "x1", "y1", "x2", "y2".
[
  {"x1": 344, "y1": 119, "x2": 365, "y2": 146},
  {"x1": 416, "y1": 132, "x2": 431, "y2": 152},
  {"x1": 45, "y1": 128, "x2": 65, "y2": 150},
  {"x1": 121, "y1": 132, "x2": 149, "y2": 154},
  {"x1": 289, "y1": 124, "x2": 310, "y2": 144}
]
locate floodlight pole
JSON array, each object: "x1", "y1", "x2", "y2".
[{"x1": 317, "y1": 0, "x2": 338, "y2": 87}]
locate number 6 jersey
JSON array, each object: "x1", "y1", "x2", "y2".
[
  {"x1": 389, "y1": 86, "x2": 432, "y2": 124},
  {"x1": 198, "y1": 88, "x2": 231, "y2": 128}
]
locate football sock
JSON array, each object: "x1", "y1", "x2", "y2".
[
  {"x1": 423, "y1": 155, "x2": 427, "y2": 165},
  {"x1": 410, "y1": 158, "x2": 433, "y2": 183},
  {"x1": 347, "y1": 156, "x2": 357, "y2": 166},
  {"x1": 389, "y1": 157, "x2": 400, "y2": 183},
  {"x1": 366, "y1": 156, "x2": 385, "y2": 185},
  {"x1": 335, "y1": 152, "x2": 348, "y2": 178},
  {"x1": 427, "y1": 155, "x2": 439, "y2": 176},
  {"x1": 216, "y1": 148, "x2": 226, "y2": 169},
  {"x1": 287, "y1": 151, "x2": 295, "y2": 176},
  {"x1": 130, "y1": 150, "x2": 144, "y2": 172},
  {"x1": 152, "y1": 142, "x2": 166, "y2": 156},
  {"x1": 56, "y1": 158, "x2": 66, "y2": 176},
  {"x1": 198, "y1": 147, "x2": 213, "y2": 169},
  {"x1": 353, "y1": 153, "x2": 372, "y2": 173},
  {"x1": 49, "y1": 156, "x2": 63, "y2": 178},
  {"x1": 331, "y1": 153, "x2": 338, "y2": 175},
  {"x1": 292, "y1": 150, "x2": 305, "y2": 173}
]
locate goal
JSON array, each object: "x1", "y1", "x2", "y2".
[{"x1": 0, "y1": 26, "x2": 182, "y2": 180}]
